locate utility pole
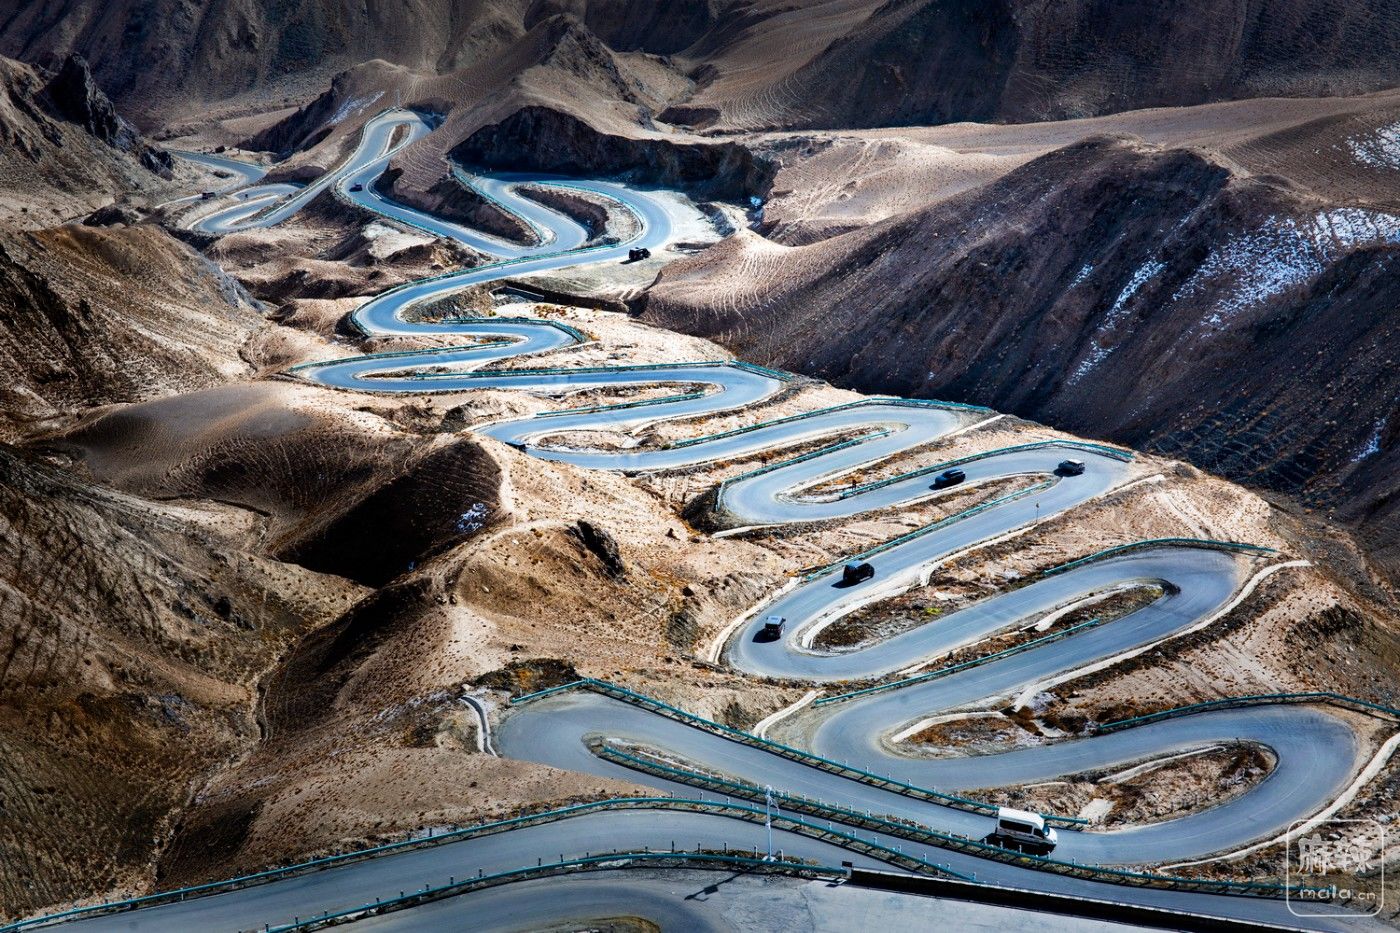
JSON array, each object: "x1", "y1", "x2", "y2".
[{"x1": 764, "y1": 784, "x2": 779, "y2": 861}]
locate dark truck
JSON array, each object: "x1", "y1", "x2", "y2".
[
  {"x1": 1056, "y1": 459, "x2": 1086, "y2": 476},
  {"x1": 841, "y1": 562, "x2": 875, "y2": 585},
  {"x1": 760, "y1": 615, "x2": 786, "y2": 640}
]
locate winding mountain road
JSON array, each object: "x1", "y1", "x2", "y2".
[{"x1": 100, "y1": 109, "x2": 1393, "y2": 930}]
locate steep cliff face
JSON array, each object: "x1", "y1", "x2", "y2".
[
  {"x1": 643, "y1": 136, "x2": 1400, "y2": 580},
  {"x1": 452, "y1": 104, "x2": 774, "y2": 198},
  {"x1": 44, "y1": 54, "x2": 172, "y2": 175},
  {"x1": 0, "y1": 54, "x2": 173, "y2": 225}
]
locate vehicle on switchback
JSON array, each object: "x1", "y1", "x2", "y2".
[
  {"x1": 931, "y1": 468, "x2": 966, "y2": 489},
  {"x1": 759, "y1": 615, "x2": 786, "y2": 641},
  {"x1": 990, "y1": 807, "x2": 1058, "y2": 853},
  {"x1": 200, "y1": 191, "x2": 215, "y2": 199},
  {"x1": 1056, "y1": 459, "x2": 1086, "y2": 476},
  {"x1": 840, "y1": 562, "x2": 875, "y2": 586},
  {"x1": 349, "y1": 183, "x2": 364, "y2": 192}
]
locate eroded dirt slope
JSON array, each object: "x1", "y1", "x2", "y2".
[
  {"x1": 0, "y1": 223, "x2": 261, "y2": 441},
  {"x1": 643, "y1": 135, "x2": 1400, "y2": 587},
  {"x1": 0, "y1": 445, "x2": 360, "y2": 915}
]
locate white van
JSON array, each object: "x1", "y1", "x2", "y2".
[{"x1": 993, "y1": 806, "x2": 1058, "y2": 852}]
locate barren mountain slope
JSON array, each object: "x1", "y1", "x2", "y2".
[
  {"x1": 0, "y1": 444, "x2": 360, "y2": 916},
  {"x1": 685, "y1": 0, "x2": 1400, "y2": 130},
  {"x1": 643, "y1": 136, "x2": 1400, "y2": 584},
  {"x1": 8, "y1": 0, "x2": 1400, "y2": 131},
  {"x1": 753, "y1": 89, "x2": 1400, "y2": 243},
  {"x1": 0, "y1": 53, "x2": 174, "y2": 225},
  {"x1": 0, "y1": 223, "x2": 263, "y2": 441}
]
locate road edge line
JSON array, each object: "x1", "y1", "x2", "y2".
[
  {"x1": 752, "y1": 690, "x2": 818, "y2": 739},
  {"x1": 1009, "y1": 559, "x2": 1310, "y2": 710},
  {"x1": 1162, "y1": 730, "x2": 1400, "y2": 870}
]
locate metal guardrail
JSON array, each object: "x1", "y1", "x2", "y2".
[
  {"x1": 1041, "y1": 538, "x2": 1278, "y2": 577},
  {"x1": 595, "y1": 741, "x2": 1074, "y2": 839},
  {"x1": 1096, "y1": 692, "x2": 1400, "y2": 733},
  {"x1": 449, "y1": 164, "x2": 553, "y2": 247},
  {"x1": 588, "y1": 744, "x2": 1313, "y2": 899},
  {"x1": 0, "y1": 796, "x2": 961, "y2": 933},
  {"x1": 670, "y1": 397, "x2": 984, "y2": 451},
  {"x1": 508, "y1": 678, "x2": 1076, "y2": 822},
  {"x1": 266, "y1": 852, "x2": 844, "y2": 932},
  {"x1": 833, "y1": 439, "x2": 1134, "y2": 501},
  {"x1": 813, "y1": 615, "x2": 1107, "y2": 707},
  {"x1": 799, "y1": 479, "x2": 1056, "y2": 582}
]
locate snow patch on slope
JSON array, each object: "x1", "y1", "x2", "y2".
[
  {"x1": 1348, "y1": 121, "x2": 1400, "y2": 170},
  {"x1": 331, "y1": 91, "x2": 385, "y2": 125},
  {"x1": 1067, "y1": 259, "x2": 1164, "y2": 384},
  {"x1": 1174, "y1": 208, "x2": 1400, "y2": 329}
]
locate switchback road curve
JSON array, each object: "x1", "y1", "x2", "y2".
[{"x1": 131, "y1": 109, "x2": 1392, "y2": 929}]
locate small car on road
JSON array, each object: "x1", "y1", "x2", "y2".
[
  {"x1": 760, "y1": 615, "x2": 785, "y2": 640},
  {"x1": 931, "y1": 468, "x2": 966, "y2": 489},
  {"x1": 349, "y1": 183, "x2": 364, "y2": 192},
  {"x1": 1055, "y1": 459, "x2": 1086, "y2": 476},
  {"x1": 841, "y1": 562, "x2": 875, "y2": 585},
  {"x1": 200, "y1": 191, "x2": 215, "y2": 199}
]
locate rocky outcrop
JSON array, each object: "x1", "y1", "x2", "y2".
[
  {"x1": 0, "y1": 54, "x2": 173, "y2": 224},
  {"x1": 43, "y1": 54, "x2": 171, "y2": 175},
  {"x1": 570, "y1": 519, "x2": 626, "y2": 578},
  {"x1": 452, "y1": 105, "x2": 774, "y2": 199},
  {"x1": 373, "y1": 166, "x2": 536, "y2": 245},
  {"x1": 644, "y1": 136, "x2": 1400, "y2": 582}
]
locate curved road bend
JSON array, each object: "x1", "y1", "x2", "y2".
[
  {"x1": 55, "y1": 806, "x2": 1380, "y2": 932},
  {"x1": 91, "y1": 108, "x2": 1384, "y2": 928}
]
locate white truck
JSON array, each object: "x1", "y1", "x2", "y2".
[{"x1": 992, "y1": 806, "x2": 1058, "y2": 852}]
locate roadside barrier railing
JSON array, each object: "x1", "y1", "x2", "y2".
[
  {"x1": 265, "y1": 852, "x2": 845, "y2": 932},
  {"x1": 1041, "y1": 538, "x2": 1278, "y2": 577},
  {"x1": 832, "y1": 438, "x2": 1134, "y2": 501},
  {"x1": 812, "y1": 616, "x2": 1106, "y2": 707},
  {"x1": 799, "y1": 479, "x2": 1056, "y2": 582},
  {"x1": 509, "y1": 678, "x2": 1083, "y2": 824},
  {"x1": 593, "y1": 740, "x2": 1024, "y2": 846},
  {"x1": 586, "y1": 743, "x2": 1315, "y2": 899},
  {"x1": 448, "y1": 164, "x2": 553, "y2": 246},
  {"x1": 488, "y1": 172, "x2": 652, "y2": 252},
  {"x1": 1095, "y1": 692, "x2": 1400, "y2": 733},
  {"x1": 670, "y1": 397, "x2": 985, "y2": 451},
  {"x1": 0, "y1": 796, "x2": 961, "y2": 933}
]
